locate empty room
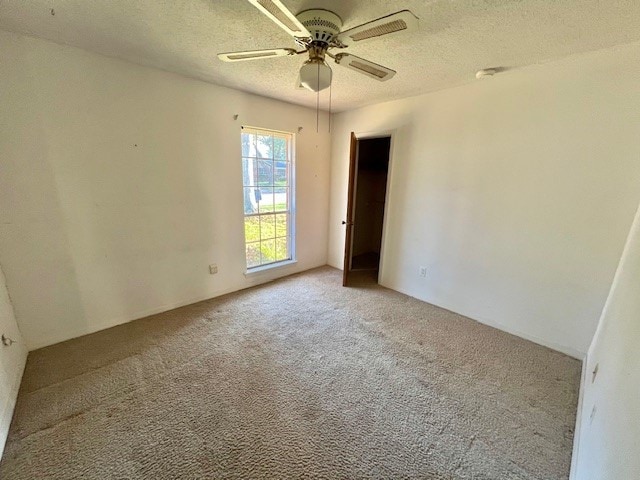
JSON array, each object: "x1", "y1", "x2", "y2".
[{"x1": 1, "y1": 1, "x2": 639, "y2": 479}]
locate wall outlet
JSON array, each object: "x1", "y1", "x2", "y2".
[
  {"x1": 419, "y1": 266, "x2": 427, "y2": 278},
  {"x1": 209, "y1": 264, "x2": 218, "y2": 275}
]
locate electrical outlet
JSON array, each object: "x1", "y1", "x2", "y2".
[
  {"x1": 419, "y1": 266, "x2": 427, "y2": 278},
  {"x1": 209, "y1": 264, "x2": 218, "y2": 275}
]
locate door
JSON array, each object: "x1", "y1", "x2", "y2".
[
  {"x1": 342, "y1": 132, "x2": 357, "y2": 286},
  {"x1": 342, "y1": 134, "x2": 391, "y2": 286}
]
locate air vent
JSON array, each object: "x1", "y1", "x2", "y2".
[{"x1": 349, "y1": 19, "x2": 407, "y2": 42}]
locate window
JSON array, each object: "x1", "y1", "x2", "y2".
[{"x1": 241, "y1": 127, "x2": 295, "y2": 270}]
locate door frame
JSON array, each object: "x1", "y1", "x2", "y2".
[{"x1": 342, "y1": 129, "x2": 396, "y2": 286}]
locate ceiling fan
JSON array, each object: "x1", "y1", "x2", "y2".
[{"x1": 218, "y1": 0, "x2": 418, "y2": 92}]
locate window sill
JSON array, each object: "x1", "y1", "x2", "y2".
[{"x1": 244, "y1": 259, "x2": 297, "y2": 277}]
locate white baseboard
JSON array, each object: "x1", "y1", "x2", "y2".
[
  {"x1": 382, "y1": 283, "x2": 585, "y2": 359},
  {"x1": 0, "y1": 348, "x2": 27, "y2": 460},
  {"x1": 27, "y1": 261, "x2": 325, "y2": 351},
  {"x1": 569, "y1": 353, "x2": 588, "y2": 480}
]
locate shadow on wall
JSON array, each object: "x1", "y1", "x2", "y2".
[
  {"x1": 53, "y1": 73, "x2": 223, "y2": 345},
  {"x1": 375, "y1": 121, "x2": 416, "y2": 287},
  {"x1": 0, "y1": 60, "x2": 87, "y2": 347},
  {"x1": 0, "y1": 38, "x2": 228, "y2": 349}
]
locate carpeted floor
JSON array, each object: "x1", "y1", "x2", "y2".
[{"x1": 0, "y1": 266, "x2": 581, "y2": 479}]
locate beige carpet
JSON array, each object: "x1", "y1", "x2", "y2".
[{"x1": 1, "y1": 266, "x2": 580, "y2": 479}]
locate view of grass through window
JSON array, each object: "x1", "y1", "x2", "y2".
[{"x1": 241, "y1": 127, "x2": 294, "y2": 269}]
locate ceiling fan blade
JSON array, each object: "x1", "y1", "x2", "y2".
[
  {"x1": 336, "y1": 10, "x2": 418, "y2": 46},
  {"x1": 333, "y1": 53, "x2": 396, "y2": 81},
  {"x1": 247, "y1": 0, "x2": 311, "y2": 38},
  {"x1": 218, "y1": 48, "x2": 297, "y2": 62}
]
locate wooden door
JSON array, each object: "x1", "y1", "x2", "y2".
[{"x1": 342, "y1": 132, "x2": 358, "y2": 286}]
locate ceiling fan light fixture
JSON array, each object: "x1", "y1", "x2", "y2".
[
  {"x1": 220, "y1": 4, "x2": 419, "y2": 94},
  {"x1": 299, "y1": 60, "x2": 332, "y2": 92}
]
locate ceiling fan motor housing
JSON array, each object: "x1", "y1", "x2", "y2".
[{"x1": 296, "y1": 9, "x2": 343, "y2": 44}]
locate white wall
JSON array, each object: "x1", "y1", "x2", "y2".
[
  {"x1": 0, "y1": 264, "x2": 27, "y2": 458},
  {"x1": 571, "y1": 202, "x2": 640, "y2": 479},
  {"x1": 328, "y1": 42, "x2": 640, "y2": 358},
  {"x1": 0, "y1": 30, "x2": 331, "y2": 350}
]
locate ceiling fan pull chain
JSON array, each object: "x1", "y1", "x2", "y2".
[
  {"x1": 328, "y1": 81, "x2": 332, "y2": 133},
  {"x1": 316, "y1": 62, "x2": 320, "y2": 133}
]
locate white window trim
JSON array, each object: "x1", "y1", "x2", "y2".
[
  {"x1": 241, "y1": 126, "x2": 296, "y2": 273},
  {"x1": 243, "y1": 259, "x2": 298, "y2": 277}
]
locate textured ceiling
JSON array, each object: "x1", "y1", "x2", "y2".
[{"x1": 2, "y1": 1, "x2": 640, "y2": 111}]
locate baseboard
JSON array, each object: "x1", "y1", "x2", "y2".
[
  {"x1": 0, "y1": 349, "x2": 27, "y2": 460},
  {"x1": 27, "y1": 261, "x2": 326, "y2": 351},
  {"x1": 0, "y1": 398, "x2": 12, "y2": 459},
  {"x1": 468, "y1": 314, "x2": 585, "y2": 359},
  {"x1": 381, "y1": 282, "x2": 585, "y2": 359},
  {"x1": 26, "y1": 292, "x2": 227, "y2": 351},
  {"x1": 569, "y1": 353, "x2": 588, "y2": 480}
]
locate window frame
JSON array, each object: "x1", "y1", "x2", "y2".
[{"x1": 241, "y1": 126, "x2": 296, "y2": 272}]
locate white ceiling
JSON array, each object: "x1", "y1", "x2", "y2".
[{"x1": 2, "y1": 1, "x2": 640, "y2": 112}]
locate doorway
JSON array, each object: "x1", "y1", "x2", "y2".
[{"x1": 342, "y1": 134, "x2": 391, "y2": 286}]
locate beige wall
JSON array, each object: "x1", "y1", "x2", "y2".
[
  {"x1": 0, "y1": 30, "x2": 331, "y2": 349},
  {"x1": 0, "y1": 264, "x2": 27, "y2": 457},
  {"x1": 328, "y1": 42, "x2": 640, "y2": 357},
  {"x1": 571, "y1": 202, "x2": 640, "y2": 479}
]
